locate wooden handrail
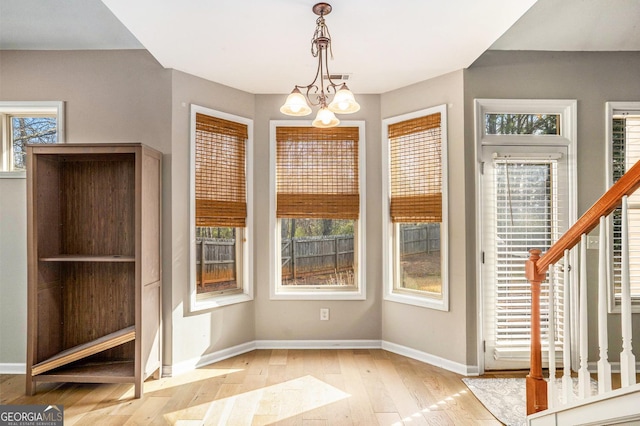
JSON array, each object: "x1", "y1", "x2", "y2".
[
  {"x1": 525, "y1": 158, "x2": 640, "y2": 415},
  {"x1": 536, "y1": 158, "x2": 640, "y2": 275}
]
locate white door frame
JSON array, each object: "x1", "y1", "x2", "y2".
[{"x1": 474, "y1": 99, "x2": 578, "y2": 374}]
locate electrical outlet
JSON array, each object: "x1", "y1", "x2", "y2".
[
  {"x1": 587, "y1": 236, "x2": 599, "y2": 249},
  {"x1": 320, "y1": 308, "x2": 329, "y2": 321}
]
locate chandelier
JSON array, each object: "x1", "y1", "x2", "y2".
[{"x1": 279, "y1": 2, "x2": 360, "y2": 128}]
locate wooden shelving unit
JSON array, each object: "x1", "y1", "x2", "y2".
[{"x1": 26, "y1": 143, "x2": 162, "y2": 398}]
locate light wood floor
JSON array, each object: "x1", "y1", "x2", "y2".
[{"x1": 1, "y1": 349, "x2": 502, "y2": 425}]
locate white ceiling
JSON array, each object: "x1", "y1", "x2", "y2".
[{"x1": 1, "y1": 0, "x2": 639, "y2": 95}]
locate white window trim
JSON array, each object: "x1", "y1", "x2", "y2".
[
  {"x1": 605, "y1": 101, "x2": 640, "y2": 313},
  {"x1": 474, "y1": 98, "x2": 576, "y2": 150},
  {"x1": 189, "y1": 104, "x2": 254, "y2": 311},
  {"x1": 269, "y1": 120, "x2": 366, "y2": 300},
  {"x1": 381, "y1": 104, "x2": 449, "y2": 311},
  {"x1": 0, "y1": 101, "x2": 65, "y2": 178}
]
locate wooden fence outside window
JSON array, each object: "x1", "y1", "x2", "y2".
[{"x1": 195, "y1": 224, "x2": 440, "y2": 286}]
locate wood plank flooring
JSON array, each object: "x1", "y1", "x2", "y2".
[{"x1": 1, "y1": 349, "x2": 500, "y2": 425}]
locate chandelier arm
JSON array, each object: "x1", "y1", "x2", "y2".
[
  {"x1": 317, "y1": 44, "x2": 328, "y2": 106},
  {"x1": 299, "y1": 84, "x2": 322, "y2": 108},
  {"x1": 294, "y1": 43, "x2": 324, "y2": 108},
  {"x1": 322, "y1": 45, "x2": 341, "y2": 94}
]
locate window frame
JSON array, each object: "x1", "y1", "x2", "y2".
[
  {"x1": 606, "y1": 101, "x2": 640, "y2": 313},
  {"x1": 382, "y1": 105, "x2": 449, "y2": 310},
  {"x1": 0, "y1": 101, "x2": 65, "y2": 178},
  {"x1": 269, "y1": 120, "x2": 366, "y2": 300},
  {"x1": 475, "y1": 98, "x2": 576, "y2": 148},
  {"x1": 189, "y1": 104, "x2": 254, "y2": 311}
]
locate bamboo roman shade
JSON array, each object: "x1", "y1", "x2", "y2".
[
  {"x1": 195, "y1": 113, "x2": 247, "y2": 227},
  {"x1": 276, "y1": 126, "x2": 359, "y2": 219},
  {"x1": 389, "y1": 113, "x2": 442, "y2": 223}
]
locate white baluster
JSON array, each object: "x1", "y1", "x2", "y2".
[
  {"x1": 578, "y1": 234, "x2": 591, "y2": 399},
  {"x1": 597, "y1": 216, "x2": 612, "y2": 394},
  {"x1": 562, "y1": 249, "x2": 574, "y2": 404},
  {"x1": 547, "y1": 264, "x2": 557, "y2": 408},
  {"x1": 620, "y1": 196, "x2": 636, "y2": 387}
]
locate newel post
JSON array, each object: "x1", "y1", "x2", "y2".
[{"x1": 525, "y1": 248, "x2": 548, "y2": 415}]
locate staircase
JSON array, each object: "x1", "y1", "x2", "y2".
[{"x1": 525, "y1": 160, "x2": 640, "y2": 424}]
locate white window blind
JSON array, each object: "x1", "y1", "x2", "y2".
[
  {"x1": 487, "y1": 156, "x2": 566, "y2": 358},
  {"x1": 612, "y1": 115, "x2": 640, "y2": 301}
]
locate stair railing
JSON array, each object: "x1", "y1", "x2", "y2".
[{"x1": 525, "y1": 159, "x2": 640, "y2": 415}]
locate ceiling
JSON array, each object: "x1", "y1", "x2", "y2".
[{"x1": 1, "y1": 0, "x2": 639, "y2": 95}]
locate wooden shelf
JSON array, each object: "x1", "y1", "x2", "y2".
[
  {"x1": 26, "y1": 143, "x2": 162, "y2": 398},
  {"x1": 33, "y1": 360, "x2": 135, "y2": 383},
  {"x1": 32, "y1": 326, "x2": 135, "y2": 376},
  {"x1": 39, "y1": 255, "x2": 135, "y2": 262}
]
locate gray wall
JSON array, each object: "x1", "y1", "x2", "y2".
[
  {"x1": 167, "y1": 70, "x2": 256, "y2": 368},
  {"x1": 0, "y1": 178, "x2": 28, "y2": 364},
  {"x1": 464, "y1": 50, "x2": 640, "y2": 363},
  {"x1": 252, "y1": 94, "x2": 383, "y2": 341},
  {"x1": 0, "y1": 49, "x2": 172, "y2": 364},
  {"x1": 381, "y1": 70, "x2": 471, "y2": 366}
]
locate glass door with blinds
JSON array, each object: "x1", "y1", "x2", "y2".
[
  {"x1": 481, "y1": 146, "x2": 569, "y2": 370},
  {"x1": 609, "y1": 107, "x2": 640, "y2": 309}
]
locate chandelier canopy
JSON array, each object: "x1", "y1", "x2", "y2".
[{"x1": 280, "y1": 2, "x2": 360, "y2": 128}]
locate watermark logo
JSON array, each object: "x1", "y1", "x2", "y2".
[{"x1": 0, "y1": 404, "x2": 63, "y2": 426}]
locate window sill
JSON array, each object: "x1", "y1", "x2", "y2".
[
  {"x1": 0, "y1": 171, "x2": 26, "y2": 179},
  {"x1": 271, "y1": 287, "x2": 365, "y2": 301},
  {"x1": 191, "y1": 291, "x2": 253, "y2": 312},
  {"x1": 384, "y1": 291, "x2": 448, "y2": 311}
]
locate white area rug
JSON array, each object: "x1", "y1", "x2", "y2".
[
  {"x1": 463, "y1": 378, "x2": 528, "y2": 426},
  {"x1": 462, "y1": 377, "x2": 598, "y2": 426}
]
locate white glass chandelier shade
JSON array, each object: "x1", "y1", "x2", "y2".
[
  {"x1": 312, "y1": 107, "x2": 340, "y2": 128},
  {"x1": 280, "y1": 88, "x2": 312, "y2": 116},
  {"x1": 328, "y1": 83, "x2": 360, "y2": 114}
]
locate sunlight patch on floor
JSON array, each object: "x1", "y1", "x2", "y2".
[
  {"x1": 144, "y1": 368, "x2": 244, "y2": 395},
  {"x1": 391, "y1": 388, "x2": 470, "y2": 425},
  {"x1": 165, "y1": 375, "x2": 350, "y2": 425}
]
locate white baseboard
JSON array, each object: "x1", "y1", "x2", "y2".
[
  {"x1": 0, "y1": 363, "x2": 26, "y2": 374},
  {"x1": 164, "y1": 341, "x2": 256, "y2": 377},
  {"x1": 381, "y1": 340, "x2": 479, "y2": 376},
  {"x1": 2, "y1": 340, "x2": 476, "y2": 379},
  {"x1": 166, "y1": 339, "x2": 479, "y2": 378},
  {"x1": 254, "y1": 339, "x2": 381, "y2": 349}
]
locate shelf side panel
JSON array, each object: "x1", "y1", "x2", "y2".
[
  {"x1": 142, "y1": 281, "x2": 161, "y2": 379},
  {"x1": 34, "y1": 155, "x2": 63, "y2": 363},
  {"x1": 141, "y1": 153, "x2": 161, "y2": 285}
]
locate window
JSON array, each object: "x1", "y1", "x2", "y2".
[
  {"x1": 190, "y1": 105, "x2": 253, "y2": 310},
  {"x1": 485, "y1": 113, "x2": 560, "y2": 135},
  {"x1": 607, "y1": 102, "x2": 640, "y2": 312},
  {"x1": 382, "y1": 105, "x2": 449, "y2": 310},
  {"x1": 0, "y1": 101, "x2": 64, "y2": 176},
  {"x1": 270, "y1": 122, "x2": 365, "y2": 300}
]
